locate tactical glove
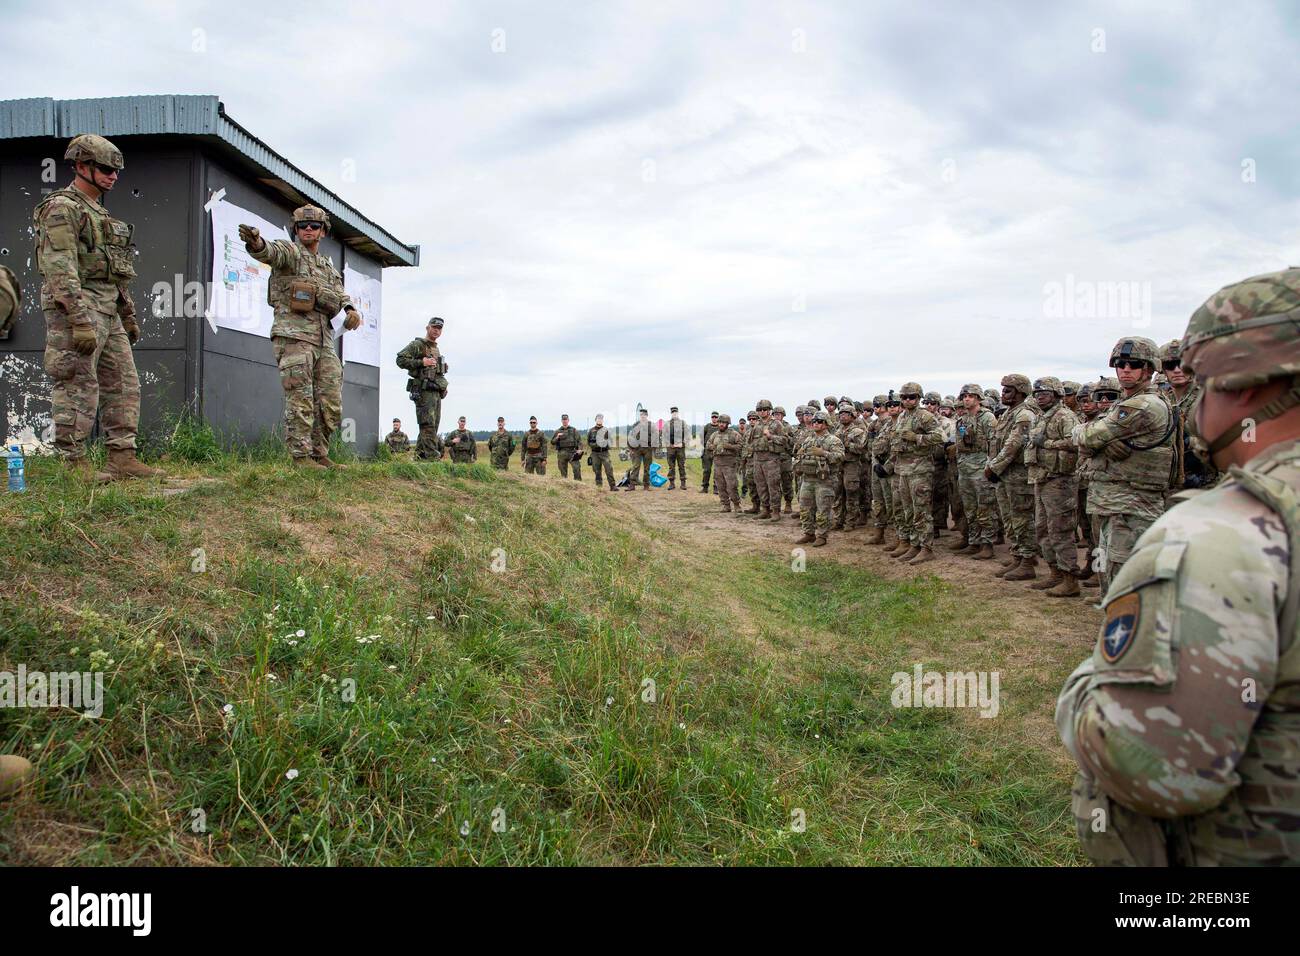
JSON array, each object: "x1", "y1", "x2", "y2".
[
  {"x1": 1030, "y1": 432, "x2": 1046, "y2": 449},
  {"x1": 984, "y1": 466, "x2": 1000, "y2": 484},
  {"x1": 122, "y1": 315, "x2": 140, "y2": 345},
  {"x1": 71, "y1": 322, "x2": 97, "y2": 355},
  {"x1": 810, "y1": 446, "x2": 827, "y2": 458},
  {"x1": 343, "y1": 308, "x2": 362, "y2": 331},
  {"x1": 874, "y1": 463, "x2": 887, "y2": 478},
  {"x1": 238, "y1": 224, "x2": 263, "y2": 249}
]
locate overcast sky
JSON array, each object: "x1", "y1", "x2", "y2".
[{"x1": 5, "y1": 0, "x2": 1299, "y2": 432}]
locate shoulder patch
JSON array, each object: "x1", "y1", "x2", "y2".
[{"x1": 1101, "y1": 592, "x2": 1141, "y2": 662}]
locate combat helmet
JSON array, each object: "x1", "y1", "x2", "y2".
[
  {"x1": 64, "y1": 134, "x2": 124, "y2": 170},
  {"x1": 811, "y1": 410, "x2": 830, "y2": 424},
  {"x1": 1000, "y1": 373, "x2": 1031, "y2": 395},
  {"x1": 807, "y1": 399, "x2": 821, "y2": 410},
  {"x1": 923, "y1": 390, "x2": 941, "y2": 404},
  {"x1": 756, "y1": 399, "x2": 773, "y2": 411},
  {"x1": 873, "y1": 393, "x2": 889, "y2": 406},
  {"x1": 773, "y1": 405, "x2": 786, "y2": 416},
  {"x1": 942, "y1": 395, "x2": 956, "y2": 407},
  {"x1": 1109, "y1": 336, "x2": 1159, "y2": 370},
  {"x1": 1092, "y1": 376, "x2": 1121, "y2": 399},
  {"x1": 747, "y1": 410, "x2": 759, "y2": 420},
  {"x1": 836, "y1": 401, "x2": 855, "y2": 416},
  {"x1": 292, "y1": 204, "x2": 332, "y2": 235},
  {"x1": 717, "y1": 413, "x2": 732, "y2": 425},
  {"x1": 899, "y1": 382, "x2": 923, "y2": 398},
  {"x1": 958, "y1": 383, "x2": 983, "y2": 399},
  {"x1": 1076, "y1": 382, "x2": 1095, "y2": 402},
  {"x1": 1061, "y1": 381, "x2": 1080, "y2": 396},
  {"x1": 1032, "y1": 376, "x2": 1064, "y2": 396}
]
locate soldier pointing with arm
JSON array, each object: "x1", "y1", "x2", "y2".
[{"x1": 239, "y1": 205, "x2": 361, "y2": 470}]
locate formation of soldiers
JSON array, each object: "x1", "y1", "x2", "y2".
[{"x1": 699, "y1": 335, "x2": 1209, "y2": 603}]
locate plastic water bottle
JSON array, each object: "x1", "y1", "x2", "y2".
[{"x1": 7, "y1": 444, "x2": 25, "y2": 493}]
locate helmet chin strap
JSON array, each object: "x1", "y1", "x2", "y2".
[
  {"x1": 73, "y1": 164, "x2": 103, "y2": 197},
  {"x1": 1203, "y1": 378, "x2": 1300, "y2": 455}
]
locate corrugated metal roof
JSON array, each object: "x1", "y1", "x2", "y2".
[{"x1": 0, "y1": 95, "x2": 418, "y2": 267}]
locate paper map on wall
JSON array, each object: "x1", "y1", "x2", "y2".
[
  {"x1": 338, "y1": 265, "x2": 382, "y2": 367},
  {"x1": 206, "y1": 199, "x2": 288, "y2": 339}
]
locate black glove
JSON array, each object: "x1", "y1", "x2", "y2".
[
  {"x1": 984, "y1": 466, "x2": 1000, "y2": 484},
  {"x1": 873, "y1": 463, "x2": 887, "y2": 478}
]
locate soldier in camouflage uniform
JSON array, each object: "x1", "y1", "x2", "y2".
[
  {"x1": 487, "y1": 417, "x2": 515, "y2": 469},
  {"x1": 699, "y1": 411, "x2": 720, "y2": 494},
  {"x1": 939, "y1": 395, "x2": 966, "y2": 546},
  {"x1": 35, "y1": 134, "x2": 163, "y2": 482},
  {"x1": 865, "y1": 394, "x2": 895, "y2": 545},
  {"x1": 739, "y1": 410, "x2": 760, "y2": 512},
  {"x1": 552, "y1": 414, "x2": 582, "y2": 480},
  {"x1": 1026, "y1": 377, "x2": 1081, "y2": 596},
  {"x1": 446, "y1": 416, "x2": 477, "y2": 463},
  {"x1": 587, "y1": 414, "x2": 615, "y2": 489},
  {"x1": 791, "y1": 406, "x2": 810, "y2": 513},
  {"x1": 749, "y1": 399, "x2": 786, "y2": 519},
  {"x1": 923, "y1": 392, "x2": 953, "y2": 538},
  {"x1": 385, "y1": 418, "x2": 410, "y2": 455},
  {"x1": 520, "y1": 416, "x2": 548, "y2": 473},
  {"x1": 709, "y1": 414, "x2": 743, "y2": 512},
  {"x1": 1061, "y1": 381, "x2": 1081, "y2": 415},
  {"x1": 663, "y1": 407, "x2": 689, "y2": 489},
  {"x1": 773, "y1": 406, "x2": 796, "y2": 513},
  {"x1": 1072, "y1": 338, "x2": 1175, "y2": 594},
  {"x1": 953, "y1": 384, "x2": 998, "y2": 560},
  {"x1": 395, "y1": 317, "x2": 449, "y2": 461},
  {"x1": 1160, "y1": 339, "x2": 1219, "y2": 497},
  {"x1": 241, "y1": 205, "x2": 361, "y2": 470},
  {"x1": 888, "y1": 383, "x2": 946, "y2": 563},
  {"x1": 884, "y1": 396, "x2": 910, "y2": 552},
  {"x1": 986, "y1": 373, "x2": 1041, "y2": 580},
  {"x1": 793, "y1": 410, "x2": 845, "y2": 546},
  {"x1": 832, "y1": 402, "x2": 868, "y2": 531},
  {"x1": 1057, "y1": 266, "x2": 1300, "y2": 865},
  {"x1": 626, "y1": 409, "x2": 657, "y2": 490},
  {"x1": 0, "y1": 265, "x2": 20, "y2": 341}
]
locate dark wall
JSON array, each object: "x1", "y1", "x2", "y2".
[{"x1": 0, "y1": 144, "x2": 195, "y2": 444}]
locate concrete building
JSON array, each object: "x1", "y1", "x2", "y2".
[{"x1": 0, "y1": 94, "x2": 418, "y2": 455}]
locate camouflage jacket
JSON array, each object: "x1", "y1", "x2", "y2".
[
  {"x1": 1056, "y1": 438, "x2": 1300, "y2": 865},
  {"x1": 709, "y1": 427, "x2": 742, "y2": 459},
  {"x1": 384, "y1": 429, "x2": 410, "y2": 453},
  {"x1": 1172, "y1": 383, "x2": 1220, "y2": 490},
  {"x1": 739, "y1": 422, "x2": 758, "y2": 461},
  {"x1": 890, "y1": 407, "x2": 945, "y2": 475},
  {"x1": 552, "y1": 425, "x2": 580, "y2": 451},
  {"x1": 1026, "y1": 401, "x2": 1079, "y2": 482},
  {"x1": 248, "y1": 237, "x2": 353, "y2": 344},
  {"x1": 701, "y1": 422, "x2": 718, "y2": 454},
  {"x1": 33, "y1": 185, "x2": 136, "y2": 322},
  {"x1": 751, "y1": 415, "x2": 785, "y2": 455},
  {"x1": 446, "y1": 429, "x2": 477, "y2": 461},
  {"x1": 587, "y1": 425, "x2": 611, "y2": 453},
  {"x1": 626, "y1": 420, "x2": 657, "y2": 450},
  {"x1": 987, "y1": 399, "x2": 1039, "y2": 476},
  {"x1": 793, "y1": 429, "x2": 845, "y2": 479},
  {"x1": 487, "y1": 431, "x2": 516, "y2": 458},
  {"x1": 520, "y1": 428, "x2": 548, "y2": 458},
  {"x1": 837, "y1": 419, "x2": 869, "y2": 461},
  {"x1": 395, "y1": 337, "x2": 448, "y2": 395},
  {"x1": 1078, "y1": 384, "x2": 1173, "y2": 514}
]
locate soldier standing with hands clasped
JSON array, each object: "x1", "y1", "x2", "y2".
[
  {"x1": 487, "y1": 417, "x2": 515, "y2": 470},
  {"x1": 793, "y1": 410, "x2": 845, "y2": 547},
  {"x1": 626, "y1": 408, "x2": 656, "y2": 490},
  {"x1": 664, "y1": 406, "x2": 689, "y2": 489},
  {"x1": 588, "y1": 414, "x2": 616, "y2": 490},
  {"x1": 395, "y1": 316, "x2": 449, "y2": 461},
  {"x1": 552, "y1": 414, "x2": 582, "y2": 480},
  {"x1": 240, "y1": 205, "x2": 361, "y2": 470}
]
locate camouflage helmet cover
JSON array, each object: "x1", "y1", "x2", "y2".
[
  {"x1": 716, "y1": 413, "x2": 732, "y2": 425},
  {"x1": 1032, "y1": 376, "x2": 1064, "y2": 396},
  {"x1": 899, "y1": 382, "x2": 923, "y2": 398},
  {"x1": 1108, "y1": 336, "x2": 1159, "y2": 369},
  {"x1": 807, "y1": 399, "x2": 821, "y2": 410},
  {"x1": 292, "y1": 204, "x2": 332, "y2": 234},
  {"x1": 811, "y1": 410, "x2": 830, "y2": 424},
  {"x1": 1093, "y1": 376, "x2": 1121, "y2": 395},
  {"x1": 773, "y1": 405, "x2": 786, "y2": 416},
  {"x1": 756, "y1": 399, "x2": 773, "y2": 411},
  {"x1": 1158, "y1": 339, "x2": 1182, "y2": 364},
  {"x1": 747, "y1": 410, "x2": 758, "y2": 419},
  {"x1": 1061, "y1": 380, "x2": 1081, "y2": 395},
  {"x1": 65, "y1": 134, "x2": 124, "y2": 170},
  {"x1": 923, "y1": 391, "x2": 941, "y2": 404},
  {"x1": 873, "y1": 394, "x2": 889, "y2": 405},
  {"x1": 1076, "y1": 382, "x2": 1095, "y2": 400},
  {"x1": 941, "y1": 395, "x2": 956, "y2": 407},
  {"x1": 1000, "y1": 373, "x2": 1031, "y2": 394},
  {"x1": 1180, "y1": 268, "x2": 1300, "y2": 390},
  {"x1": 958, "y1": 383, "x2": 983, "y2": 398},
  {"x1": 836, "y1": 401, "x2": 855, "y2": 415}
]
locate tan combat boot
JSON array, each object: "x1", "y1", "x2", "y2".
[
  {"x1": 104, "y1": 448, "x2": 164, "y2": 480},
  {"x1": 795, "y1": 532, "x2": 815, "y2": 544},
  {"x1": 1004, "y1": 556, "x2": 1038, "y2": 581},
  {"x1": 862, "y1": 526, "x2": 884, "y2": 545},
  {"x1": 1046, "y1": 574, "x2": 1081, "y2": 598},
  {"x1": 899, "y1": 545, "x2": 921, "y2": 561},
  {"x1": 813, "y1": 533, "x2": 828, "y2": 547},
  {"x1": 946, "y1": 535, "x2": 969, "y2": 552},
  {"x1": 999, "y1": 552, "x2": 1018, "y2": 568},
  {"x1": 783, "y1": 501, "x2": 793, "y2": 514},
  {"x1": 314, "y1": 454, "x2": 348, "y2": 469},
  {"x1": 971, "y1": 544, "x2": 996, "y2": 560},
  {"x1": 721, "y1": 503, "x2": 732, "y2": 513},
  {"x1": 67, "y1": 457, "x2": 110, "y2": 484},
  {"x1": 293, "y1": 456, "x2": 328, "y2": 471},
  {"x1": 1030, "y1": 566, "x2": 1063, "y2": 590},
  {"x1": 908, "y1": 546, "x2": 936, "y2": 565},
  {"x1": 889, "y1": 539, "x2": 912, "y2": 558},
  {"x1": 0, "y1": 754, "x2": 34, "y2": 799},
  {"x1": 995, "y1": 557, "x2": 1022, "y2": 578}
]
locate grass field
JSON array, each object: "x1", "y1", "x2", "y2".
[{"x1": 0, "y1": 430, "x2": 1088, "y2": 865}]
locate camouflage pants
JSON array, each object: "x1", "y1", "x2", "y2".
[
  {"x1": 630, "y1": 448, "x2": 653, "y2": 486},
  {"x1": 898, "y1": 469, "x2": 935, "y2": 547},
  {"x1": 871, "y1": 465, "x2": 893, "y2": 528},
  {"x1": 665, "y1": 447, "x2": 687, "y2": 483},
  {"x1": 754, "y1": 453, "x2": 783, "y2": 512},
  {"x1": 957, "y1": 462, "x2": 998, "y2": 545},
  {"x1": 1096, "y1": 512, "x2": 1157, "y2": 594},
  {"x1": 798, "y1": 476, "x2": 836, "y2": 534},
  {"x1": 931, "y1": 457, "x2": 950, "y2": 531},
  {"x1": 1034, "y1": 474, "x2": 1079, "y2": 572},
  {"x1": 715, "y1": 457, "x2": 740, "y2": 507},
  {"x1": 833, "y1": 458, "x2": 863, "y2": 528},
  {"x1": 273, "y1": 335, "x2": 342, "y2": 459},
  {"x1": 490, "y1": 454, "x2": 510, "y2": 470},
  {"x1": 742, "y1": 458, "x2": 758, "y2": 505},
  {"x1": 591, "y1": 451, "x2": 614, "y2": 487},
  {"x1": 44, "y1": 308, "x2": 140, "y2": 458},
  {"x1": 948, "y1": 461, "x2": 966, "y2": 535},
  {"x1": 780, "y1": 457, "x2": 794, "y2": 505},
  {"x1": 859, "y1": 463, "x2": 871, "y2": 517},
  {"x1": 557, "y1": 450, "x2": 581, "y2": 480},
  {"x1": 890, "y1": 473, "x2": 909, "y2": 540},
  {"x1": 997, "y1": 467, "x2": 1038, "y2": 558},
  {"x1": 411, "y1": 388, "x2": 442, "y2": 460},
  {"x1": 700, "y1": 450, "x2": 715, "y2": 492},
  {"x1": 524, "y1": 455, "x2": 546, "y2": 474},
  {"x1": 1077, "y1": 483, "x2": 1092, "y2": 551}
]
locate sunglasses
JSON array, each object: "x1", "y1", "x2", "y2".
[
  {"x1": 93, "y1": 162, "x2": 119, "y2": 175},
  {"x1": 1093, "y1": 391, "x2": 1120, "y2": 401},
  {"x1": 1161, "y1": 360, "x2": 1181, "y2": 371},
  {"x1": 297, "y1": 221, "x2": 324, "y2": 231},
  {"x1": 1114, "y1": 359, "x2": 1147, "y2": 371},
  {"x1": 886, "y1": 401, "x2": 901, "y2": 408}
]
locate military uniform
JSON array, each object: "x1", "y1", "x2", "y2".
[
  {"x1": 587, "y1": 422, "x2": 615, "y2": 488},
  {"x1": 34, "y1": 135, "x2": 156, "y2": 479},
  {"x1": 0, "y1": 265, "x2": 20, "y2": 341},
  {"x1": 700, "y1": 416, "x2": 720, "y2": 493},
  {"x1": 987, "y1": 376, "x2": 1040, "y2": 575},
  {"x1": 395, "y1": 325, "x2": 448, "y2": 460},
  {"x1": 739, "y1": 413, "x2": 759, "y2": 511},
  {"x1": 384, "y1": 428, "x2": 410, "y2": 454},
  {"x1": 832, "y1": 405, "x2": 869, "y2": 530},
  {"x1": 709, "y1": 416, "x2": 743, "y2": 511},
  {"x1": 793, "y1": 415, "x2": 845, "y2": 544},
  {"x1": 446, "y1": 426, "x2": 477, "y2": 463},
  {"x1": 487, "y1": 429, "x2": 515, "y2": 469},
  {"x1": 663, "y1": 414, "x2": 689, "y2": 488},
  {"x1": 626, "y1": 417, "x2": 656, "y2": 489},
  {"x1": 552, "y1": 423, "x2": 582, "y2": 479},
  {"x1": 890, "y1": 384, "x2": 946, "y2": 559},
  {"x1": 520, "y1": 424, "x2": 548, "y2": 474},
  {"x1": 1026, "y1": 378, "x2": 1081, "y2": 595},
  {"x1": 924, "y1": 393, "x2": 953, "y2": 535},
  {"x1": 867, "y1": 396, "x2": 896, "y2": 543},
  {"x1": 750, "y1": 402, "x2": 785, "y2": 518},
  {"x1": 954, "y1": 385, "x2": 999, "y2": 555}
]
